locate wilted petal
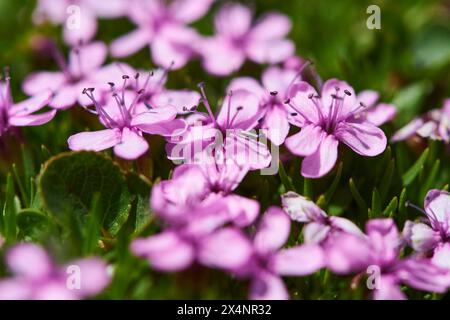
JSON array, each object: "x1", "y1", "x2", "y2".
[
  {"x1": 254, "y1": 207, "x2": 290, "y2": 254},
  {"x1": 281, "y1": 191, "x2": 327, "y2": 223},
  {"x1": 131, "y1": 231, "x2": 195, "y2": 272},
  {"x1": 249, "y1": 271, "x2": 289, "y2": 300},
  {"x1": 272, "y1": 244, "x2": 325, "y2": 276},
  {"x1": 335, "y1": 121, "x2": 387, "y2": 157},
  {"x1": 68, "y1": 128, "x2": 122, "y2": 152},
  {"x1": 301, "y1": 134, "x2": 338, "y2": 178}
]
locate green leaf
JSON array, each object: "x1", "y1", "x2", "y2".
[
  {"x1": 420, "y1": 159, "x2": 441, "y2": 200},
  {"x1": 17, "y1": 209, "x2": 53, "y2": 241},
  {"x1": 82, "y1": 194, "x2": 102, "y2": 255},
  {"x1": 127, "y1": 173, "x2": 153, "y2": 235},
  {"x1": 398, "y1": 188, "x2": 407, "y2": 219},
  {"x1": 2, "y1": 175, "x2": 19, "y2": 243},
  {"x1": 317, "y1": 162, "x2": 343, "y2": 208},
  {"x1": 402, "y1": 148, "x2": 429, "y2": 186},
  {"x1": 370, "y1": 188, "x2": 382, "y2": 218},
  {"x1": 349, "y1": 178, "x2": 368, "y2": 213},
  {"x1": 380, "y1": 159, "x2": 395, "y2": 202},
  {"x1": 383, "y1": 197, "x2": 398, "y2": 218},
  {"x1": 39, "y1": 151, "x2": 131, "y2": 236},
  {"x1": 392, "y1": 81, "x2": 431, "y2": 124},
  {"x1": 278, "y1": 160, "x2": 296, "y2": 192}
]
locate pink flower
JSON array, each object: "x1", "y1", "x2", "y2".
[
  {"x1": 23, "y1": 42, "x2": 134, "y2": 110},
  {"x1": 110, "y1": 0, "x2": 214, "y2": 69},
  {"x1": 227, "y1": 66, "x2": 298, "y2": 145},
  {"x1": 392, "y1": 99, "x2": 450, "y2": 143},
  {"x1": 199, "y1": 207, "x2": 325, "y2": 300},
  {"x1": 284, "y1": 79, "x2": 387, "y2": 178},
  {"x1": 325, "y1": 219, "x2": 450, "y2": 300},
  {"x1": 167, "y1": 84, "x2": 271, "y2": 170},
  {"x1": 68, "y1": 73, "x2": 186, "y2": 160},
  {"x1": 34, "y1": 0, "x2": 127, "y2": 45},
  {"x1": 281, "y1": 191, "x2": 364, "y2": 244},
  {"x1": 0, "y1": 71, "x2": 55, "y2": 136},
  {"x1": 403, "y1": 189, "x2": 450, "y2": 270},
  {"x1": 199, "y1": 3, "x2": 294, "y2": 76},
  {"x1": 355, "y1": 90, "x2": 396, "y2": 126},
  {"x1": 0, "y1": 243, "x2": 110, "y2": 300}
]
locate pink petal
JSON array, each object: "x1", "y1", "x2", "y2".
[
  {"x1": 113, "y1": 128, "x2": 149, "y2": 160},
  {"x1": 247, "y1": 39, "x2": 295, "y2": 64},
  {"x1": 22, "y1": 72, "x2": 66, "y2": 96},
  {"x1": 261, "y1": 66, "x2": 297, "y2": 98},
  {"x1": 34, "y1": 281, "x2": 78, "y2": 300},
  {"x1": 335, "y1": 121, "x2": 387, "y2": 156},
  {"x1": 223, "y1": 194, "x2": 260, "y2": 228},
  {"x1": 285, "y1": 124, "x2": 325, "y2": 156},
  {"x1": 287, "y1": 81, "x2": 321, "y2": 125},
  {"x1": 254, "y1": 207, "x2": 291, "y2": 254},
  {"x1": 432, "y1": 243, "x2": 450, "y2": 269},
  {"x1": 301, "y1": 134, "x2": 339, "y2": 178},
  {"x1": 397, "y1": 258, "x2": 450, "y2": 293},
  {"x1": 131, "y1": 231, "x2": 195, "y2": 272},
  {"x1": 69, "y1": 42, "x2": 107, "y2": 77},
  {"x1": 50, "y1": 84, "x2": 81, "y2": 109},
  {"x1": 68, "y1": 128, "x2": 122, "y2": 152},
  {"x1": 391, "y1": 118, "x2": 424, "y2": 142},
  {"x1": 152, "y1": 90, "x2": 201, "y2": 114},
  {"x1": 0, "y1": 279, "x2": 31, "y2": 300},
  {"x1": 198, "y1": 227, "x2": 253, "y2": 271},
  {"x1": 131, "y1": 106, "x2": 178, "y2": 126},
  {"x1": 216, "y1": 89, "x2": 263, "y2": 130},
  {"x1": 200, "y1": 38, "x2": 245, "y2": 76},
  {"x1": 364, "y1": 103, "x2": 396, "y2": 126},
  {"x1": 227, "y1": 77, "x2": 265, "y2": 100},
  {"x1": 372, "y1": 276, "x2": 406, "y2": 300},
  {"x1": 262, "y1": 104, "x2": 290, "y2": 146},
  {"x1": 366, "y1": 219, "x2": 400, "y2": 265},
  {"x1": 251, "y1": 13, "x2": 292, "y2": 40},
  {"x1": 329, "y1": 216, "x2": 365, "y2": 237},
  {"x1": 249, "y1": 271, "x2": 289, "y2": 300},
  {"x1": 110, "y1": 29, "x2": 150, "y2": 58},
  {"x1": 84, "y1": 0, "x2": 127, "y2": 18},
  {"x1": 281, "y1": 191, "x2": 328, "y2": 223},
  {"x1": 170, "y1": 0, "x2": 213, "y2": 23},
  {"x1": 272, "y1": 244, "x2": 325, "y2": 276},
  {"x1": 63, "y1": 9, "x2": 97, "y2": 46},
  {"x1": 9, "y1": 90, "x2": 53, "y2": 116},
  {"x1": 7, "y1": 244, "x2": 53, "y2": 279},
  {"x1": 214, "y1": 4, "x2": 252, "y2": 38},
  {"x1": 303, "y1": 222, "x2": 331, "y2": 243},
  {"x1": 139, "y1": 119, "x2": 187, "y2": 137},
  {"x1": 357, "y1": 90, "x2": 379, "y2": 108},
  {"x1": 67, "y1": 257, "x2": 110, "y2": 297},
  {"x1": 9, "y1": 110, "x2": 57, "y2": 126}
]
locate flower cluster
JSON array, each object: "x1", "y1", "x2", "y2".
[{"x1": 0, "y1": 0, "x2": 449, "y2": 300}]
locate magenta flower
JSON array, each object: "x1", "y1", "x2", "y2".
[
  {"x1": 403, "y1": 189, "x2": 450, "y2": 270},
  {"x1": 284, "y1": 79, "x2": 387, "y2": 178},
  {"x1": 0, "y1": 243, "x2": 110, "y2": 300},
  {"x1": 199, "y1": 207, "x2": 325, "y2": 300},
  {"x1": 281, "y1": 191, "x2": 364, "y2": 244},
  {"x1": 325, "y1": 219, "x2": 450, "y2": 300},
  {"x1": 1, "y1": 74, "x2": 55, "y2": 136},
  {"x1": 34, "y1": 0, "x2": 127, "y2": 45},
  {"x1": 110, "y1": 0, "x2": 214, "y2": 69},
  {"x1": 167, "y1": 84, "x2": 271, "y2": 170},
  {"x1": 68, "y1": 74, "x2": 186, "y2": 160},
  {"x1": 151, "y1": 163, "x2": 258, "y2": 227},
  {"x1": 199, "y1": 3, "x2": 294, "y2": 76},
  {"x1": 227, "y1": 66, "x2": 298, "y2": 145},
  {"x1": 392, "y1": 99, "x2": 450, "y2": 143},
  {"x1": 23, "y1": 42, "x2": 135, "y2": 110},
  {"x1": 355, "y1": 90, "x2": 396, "y2": 126}
]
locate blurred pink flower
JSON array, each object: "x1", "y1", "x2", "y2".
[
  {"x1": 403, "y1": 189, "x2": 450, "y2": 270},
  {"x1": 34, "y1": 0, "x2": 127, "y2": 45},
  {"x1": 0, "y1": 243, "x2": 110, "y2": 300},
  {"x1": 68, "y1": 74, "x2": 186, "y2": 160},
  {"x1": 23, "y1": 42, "x2": 135, "y2": 110},
  {"x1": 199, "y1": 3, "x2": 295, "y2": 75},
  {"x1": 326, "y1": 219, "x2": 450, "y2": 300},
  {"x1": 285, "y1": 79, "x2": 387, "y2": 178},
  {"x1": 392, "y1": 99, "x2": 450, "y2": 143},
  {"x1": 1, "y1": 72, "x2": 55, "y2": 136},
  {"x1": 111, "y1": 0, "x2": 214, "y2": 69},
  {"x1": 199, "y1": 207, "x2": 325, "y2": 300}
]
